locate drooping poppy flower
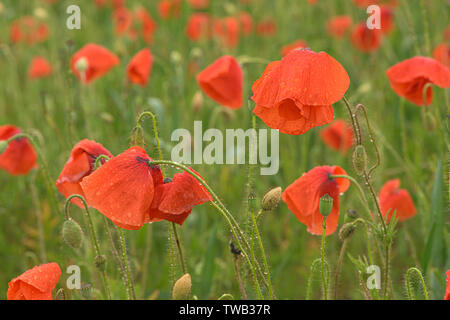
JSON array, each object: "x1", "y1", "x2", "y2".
[
  {"x1": 282, "y1": 166, "x2": 350, "y2": 235},
  {"x1": 256, "y1": 19, "x2": 277, "y2": 37},
  {"x1": 380, "y1": 6, "x2": 394, "y2": 34},
  {"x1": 187, "y1": 0, "x2": 209, "y2": 9},
  {"x1": 350, "y1": 23, "x2": 382, "y2": 52},
  {"x1": 10, "y1": 16, "x2": 49, "y2": 45},
  {"x1": 213, "y1": 17, "x2": 240, "y2": 48},
  {"x1": 0, "y1": 125, "x2": 37, "y2": 175},
  {"x1": 28, "y1": 57, "x2": 52, "y2": 79},
  {"x1": 238, "y1": 12, "x2": 253, "y2": 36},
  {"x1": 320, "y1": 119, "x2": 354, "y2": 153},
  {"x1": 445, "y1": 270, "x2": 450, "y2": 300},
  {"x1": 56, "y1": 139, "x2": 113, "y2": 208},
  {"x1": 280, "y1": 39, "x2": 308, "y2": 57},
  {"x1": 80, "y1": 147, "x2": 163, "y2": 230},
  {"x1": 378, "y1": 179, "x2": 416, "y2": 222},
  {"x1": 251, "y1": 49, "x2": 350, "y2": 135},
  {"x1": 327, "y1": 15, "x2": 352, "y2": 38},
  {"x1": 386, "y1": 56, "x2": 450, "y2": 106},
  {"x1": 7, "y1": 263, "x2": 61, "y2": 300},
  {"x1": 70, "y1": 43, "x2": 120, "y2": 84},
  {"x1": 433, "y1": 43, "x2": 450, "y2": 68},
  {"x1": 147, "y1": 169, "x2": 213, "y2": 225},
  {"x1": 186, "y1": 13, "x2": 211, "y2": 41},
  {"x1": 158, "y1": 0, "x2": 181, "y2": 20},
  {"x1": 197, "y1": 55, "x2": 243, "y2": 109},
  {"x1": 127, "y1": 49, "x2": 153, "y2": 86}
]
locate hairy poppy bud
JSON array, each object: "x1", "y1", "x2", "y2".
[
  {"x1": 352, "y1": 145, "x2": 368, "y2": 176},
  {"x1": 55, "y1": 288, "x2": 66, "y2": 300},
  {"x1": 172, "y1": 273, "x2": 192, "y2": 300},
  {"x1": 422, "y1": 110, "x2": 436, "y2": 131},
  {"x1": 75, "y1": 57, "x2": 89, "y2": 73},
  {"x1": 0, "y1": 140, "x2": 8, "y2": 154},
  {"x1": 95, "y1": 254, "x2": 107, "y2": 272},
  {"x1": 62, "y1": 219, "x2": 83, "y2": 249},
  {"x1": 346, "y1": 209, "x2": 358, "y2": 219},
  {"x1": 339, "y1": 222, "x2": 356, "y2": 240},
  {"x1": 319, "y1": 193, "x2": 333, "y2": 217},
  {"x1": 261, "y1": 187, "x2": 282, "y2": 211},
  {"x1": 192, "y1": 91, "x2": 203, "y2": 113}
]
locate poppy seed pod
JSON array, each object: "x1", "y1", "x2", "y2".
[
  {"x1": 0, "y1": 140, "x2": 7, "y2": 154},
  {"x1": 62, "y1": 219, "x2": 83, "y2": 249},
  {"x1": 94, "y1": 254, "x2": 107, "y2": 272},
  {"x1": 339, "y1": 222, "x2": 356, "y2": 241},
  {"x1": 319, "y1": 193, "x2": 333, "y2": 218},
  {"x1": 261, "y1": 187, "x2": 282, "y2": 211},
  {"x1": 352, "y1": 145, "x2": 368, "y2": 176},
  {"x1": 75, "y1": 57, "x2": 88, "y2": 73},
  {"x1": 192, "y1": 91, "x2": 204, "y2": 112},
  {"x1": 172, "y1": 273, "x2": 192, "y2": 300}
]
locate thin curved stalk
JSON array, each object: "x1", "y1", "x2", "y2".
[{"x1": 405, "y1": 267, "x2": 429, "y2": 300}]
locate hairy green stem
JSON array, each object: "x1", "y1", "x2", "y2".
[
  {"x1": 320, "y1": 218, "x2": 328, "y2": 300},
  {"x1": 405, "y1": 267, "x2": 429, "y2": 300},
  {"x1": 119, "y1": 228, "x2": 136, "y2": 300}
]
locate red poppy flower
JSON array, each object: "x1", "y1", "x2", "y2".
[
  {"x1": 147, "y1": 169, "x2": 213, "y2": 225},
  {"x1": 136, "y1": 8, "x2": 158, "y2": 44},
  {"x1": 282, "y1": 166, "x2": 350, "y2": 236},
  {"x1": 386, "y1": 56, "x2": 450, "y2": 106},
  {"x1": 327, "y1": 15, "x2": 352, "y2": 38},
  {"x1": 380, "y1": 6, "x2": 394, "y2": 34},
  {"x1": 10, "y1": 16, "x2": 49, "y2": 45},
  {"x1": 378, "y1": 179, "x2": 416, "y2": 222},
  {"x1": 445, "y1": 270, "x2": 450, "y2": 300},
  {"x1": 238, "y1": 12, "x2": 253, "y2": 36},
  {"x1": 158, "y1": 0, "x2": 181, "y2": 20},
  {"x1": 186, "y1": 13, "x2": 211, "y2": 41},
  {"x1": 351, "y1": 23, "x2": 382, "y2": 52},
  {"x1": 7, "y1": 263, "x2": 61, "y2": 300},
  {"x1": 187, "y1": 0, "x2": 209, "y2": 9},
  {"x1": 127, "y1": 49, "x2": 153, "y2": 87},
  {"x1": 56, "y1": 139, "x2": 112, "y2": 208},
  {"x1": 113, "y1": 7, "x2": 135, "y2": 37},
  {"x1": 320, "y1": 119, "x2": 354, "y2": 153},
  {"x1": 280, "y1": 39, "x2": 308, "y2": 57},
  {"x1": 213, "y1": 17, "x2": 240, "y2": 48},
  {"x1": 70, "y1": 43, "x2": 119, "y2": 84},
  {"x1": 0, "y1": 125, "x2": 37, "y2": 175},
  {"x1": 433, "y1": 43, "x2": 450, "y2": 68},
  {"x1": 197, "y1": 55, "x2": 243, "y2": 109},
  {"x1": 251, "y1": 49, "x2": 350, "y2": 135},
  {"x1": 256, "y1": 19, "x2": 276, "y2": 37},
  {"x1": 28, "y1": 57, "x2": 52, "y2": 79},
  {"x1": 80, "y1": 147, "x2": 163, "y2": 230},
  {"x1": 307, "y1": 0, "x2": 318, "y2": 5}
]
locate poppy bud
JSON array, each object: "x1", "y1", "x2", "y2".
[
  {"x1": 319, "y1": 193, "x2": 333, "y2": 217},
  {"x1": 261, "y1": 187, "x2": 282, "y2": 211},
  {"x1": 170, "y1": 51, "x2": 182, "y2": 65},
  {"x1": 192, "y1": 91, "x2": 204, "y2": 113},
  {"x1": 95, "y1": 254, "x2": 107, "y2": 272},
  {"x1": 421, "y1": 109, "x2": 436, "y2": 131},
  {"x1": 75, "y1": 57, "x2": 89, "y2": 73},
  {"x1": 339, "y1": 222, "x2": 356, "y2": 241},
  {"x1": 62, "y1": 219, "x2": 83, "y2": 249},
  {"x1": 0, "y1": 140, "x2": 8, "y2": 154},
  {"x1": 352, "y1": 145, "x2": 368, "y2": 176},
  {"x1": 55, "y1": 288, "x2": 66, "y2": 300},
  {"x1": 130, "y1": 125, "x2": 145, "y2": 148},
  {"x1": 346, "y1": 209, "x2": 358, "y2": 219},
  {"x1": 172, "y1": 273, "x2": 192, "y2": 300}
]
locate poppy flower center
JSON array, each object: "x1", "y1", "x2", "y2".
[{"x1": 278, "y1": 99, "x2": 303, "y2": 120}]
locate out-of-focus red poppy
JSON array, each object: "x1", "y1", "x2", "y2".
[
  {"x1": 238, "y1": 12, "x2": 253, "y2": 36},
  {"x1": 378, "y1": 179, "x2": 416, "y2": 222},
  {"x1": 56, "y1": 139, "x2": 112, "y2": 208},
  {"x1": 386, "y1": 56, "x2": 450, "y2": 106},
  {"x1": 327, "y1": 15, "x2": 352, "y2": 38},
  {"x1": 81, "y1": 147, "x2": 163, "y2": 230},
  {"x1": 136, "y1": 8, "x2": 158, "y2": 44},
  {"x1": 443, "y1": 26, "x2": 450, "y2": 41},
  {"x1": 433, "y1": 43, "x2": 450, "y2": 68},
  {"x1": 256, "y1": 19, "x2": 276, "y2": 37},
  {"x1": 0, "y1": 125, "x2": 37, "y2": 175},
  {"x1": 197, "y1": 55, "x2": 243, "y2": 109},
  {"x1": 280, "y1": 39, "x2": 308, "y2": 57},
  {"x1": 351, "y1": 23, "x2": 382, "y2": 52},
  {"x1": 251, "y1": 49, "x2": 350, "y2": 135},
  {"x1": 127, "y1": 49, "x2": 153, "y2": 86},
  {"x1": 158, "y1": 0, "x2": 181, "y2": 20},
  {"x1": 147, "y1": 170, "x2": 212, "y2": 225},
  {"x1": 445, "y1": 270, "x2": 450, "y2": 300},
  {"x1": 187, "y1": 0, "x2": 209, "y2": 9},
  {"x1": 282, "y1": 166, "x2": 350, "y2": 236},
  {"x1": 307, "y1": 0, "x2": 318, "y2": 5},
  {"x1": 320, "y1": 119, "x2": 354, "y2": 153},
  {"x1": 186, "y1": 13, "x2": 211, "y2": 41},
  {"x1": 70, "y1": 43, "x2": 119, "y2": 84},
  {"x1": 113, "y1": 7, "x2": 157, "y2": 44},
  {"x1": 113, "y1": 7, "x2": 134, "y2": 37},
  {"x1": 10, "y1": 16, "x2": 49, "y2": 45},
  {"x1": 28, "y1": 57, "x2": 52, "y2": 79},
  {"x1": 213, "y1": 17, "x2": 240, "y2": 48},
  {"x1": 7, "y1": 263, "x2": 61, "y2": 300},
  {"x1": 380, "y1": 6, "x2": 394, "y2": 34}
]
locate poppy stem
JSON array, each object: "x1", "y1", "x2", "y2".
[
  {"x1": 333, "y1": 239, "x2": 348, "y2": 300},
  {"x1": 306, "y1": 258, "x2": 329, "y2": 300},
  {"x1": 328, "y1": 174, "x2": 370, "y2": 218},
  {"x1": 405, "y1": 267, "x2": 429, "y2": 300},
  {"x1": 320, "y1": 218, "x2": 329, "y2": 300},
  {"x1": 64, "y1": 194, "x2": 112, "y2": 300},
  {"x1": 119, "y1": 228, "x2": 136, "y2": 300},
  {"x1": 172, "y1": 222, "x2": 187, "y2": 274}
]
